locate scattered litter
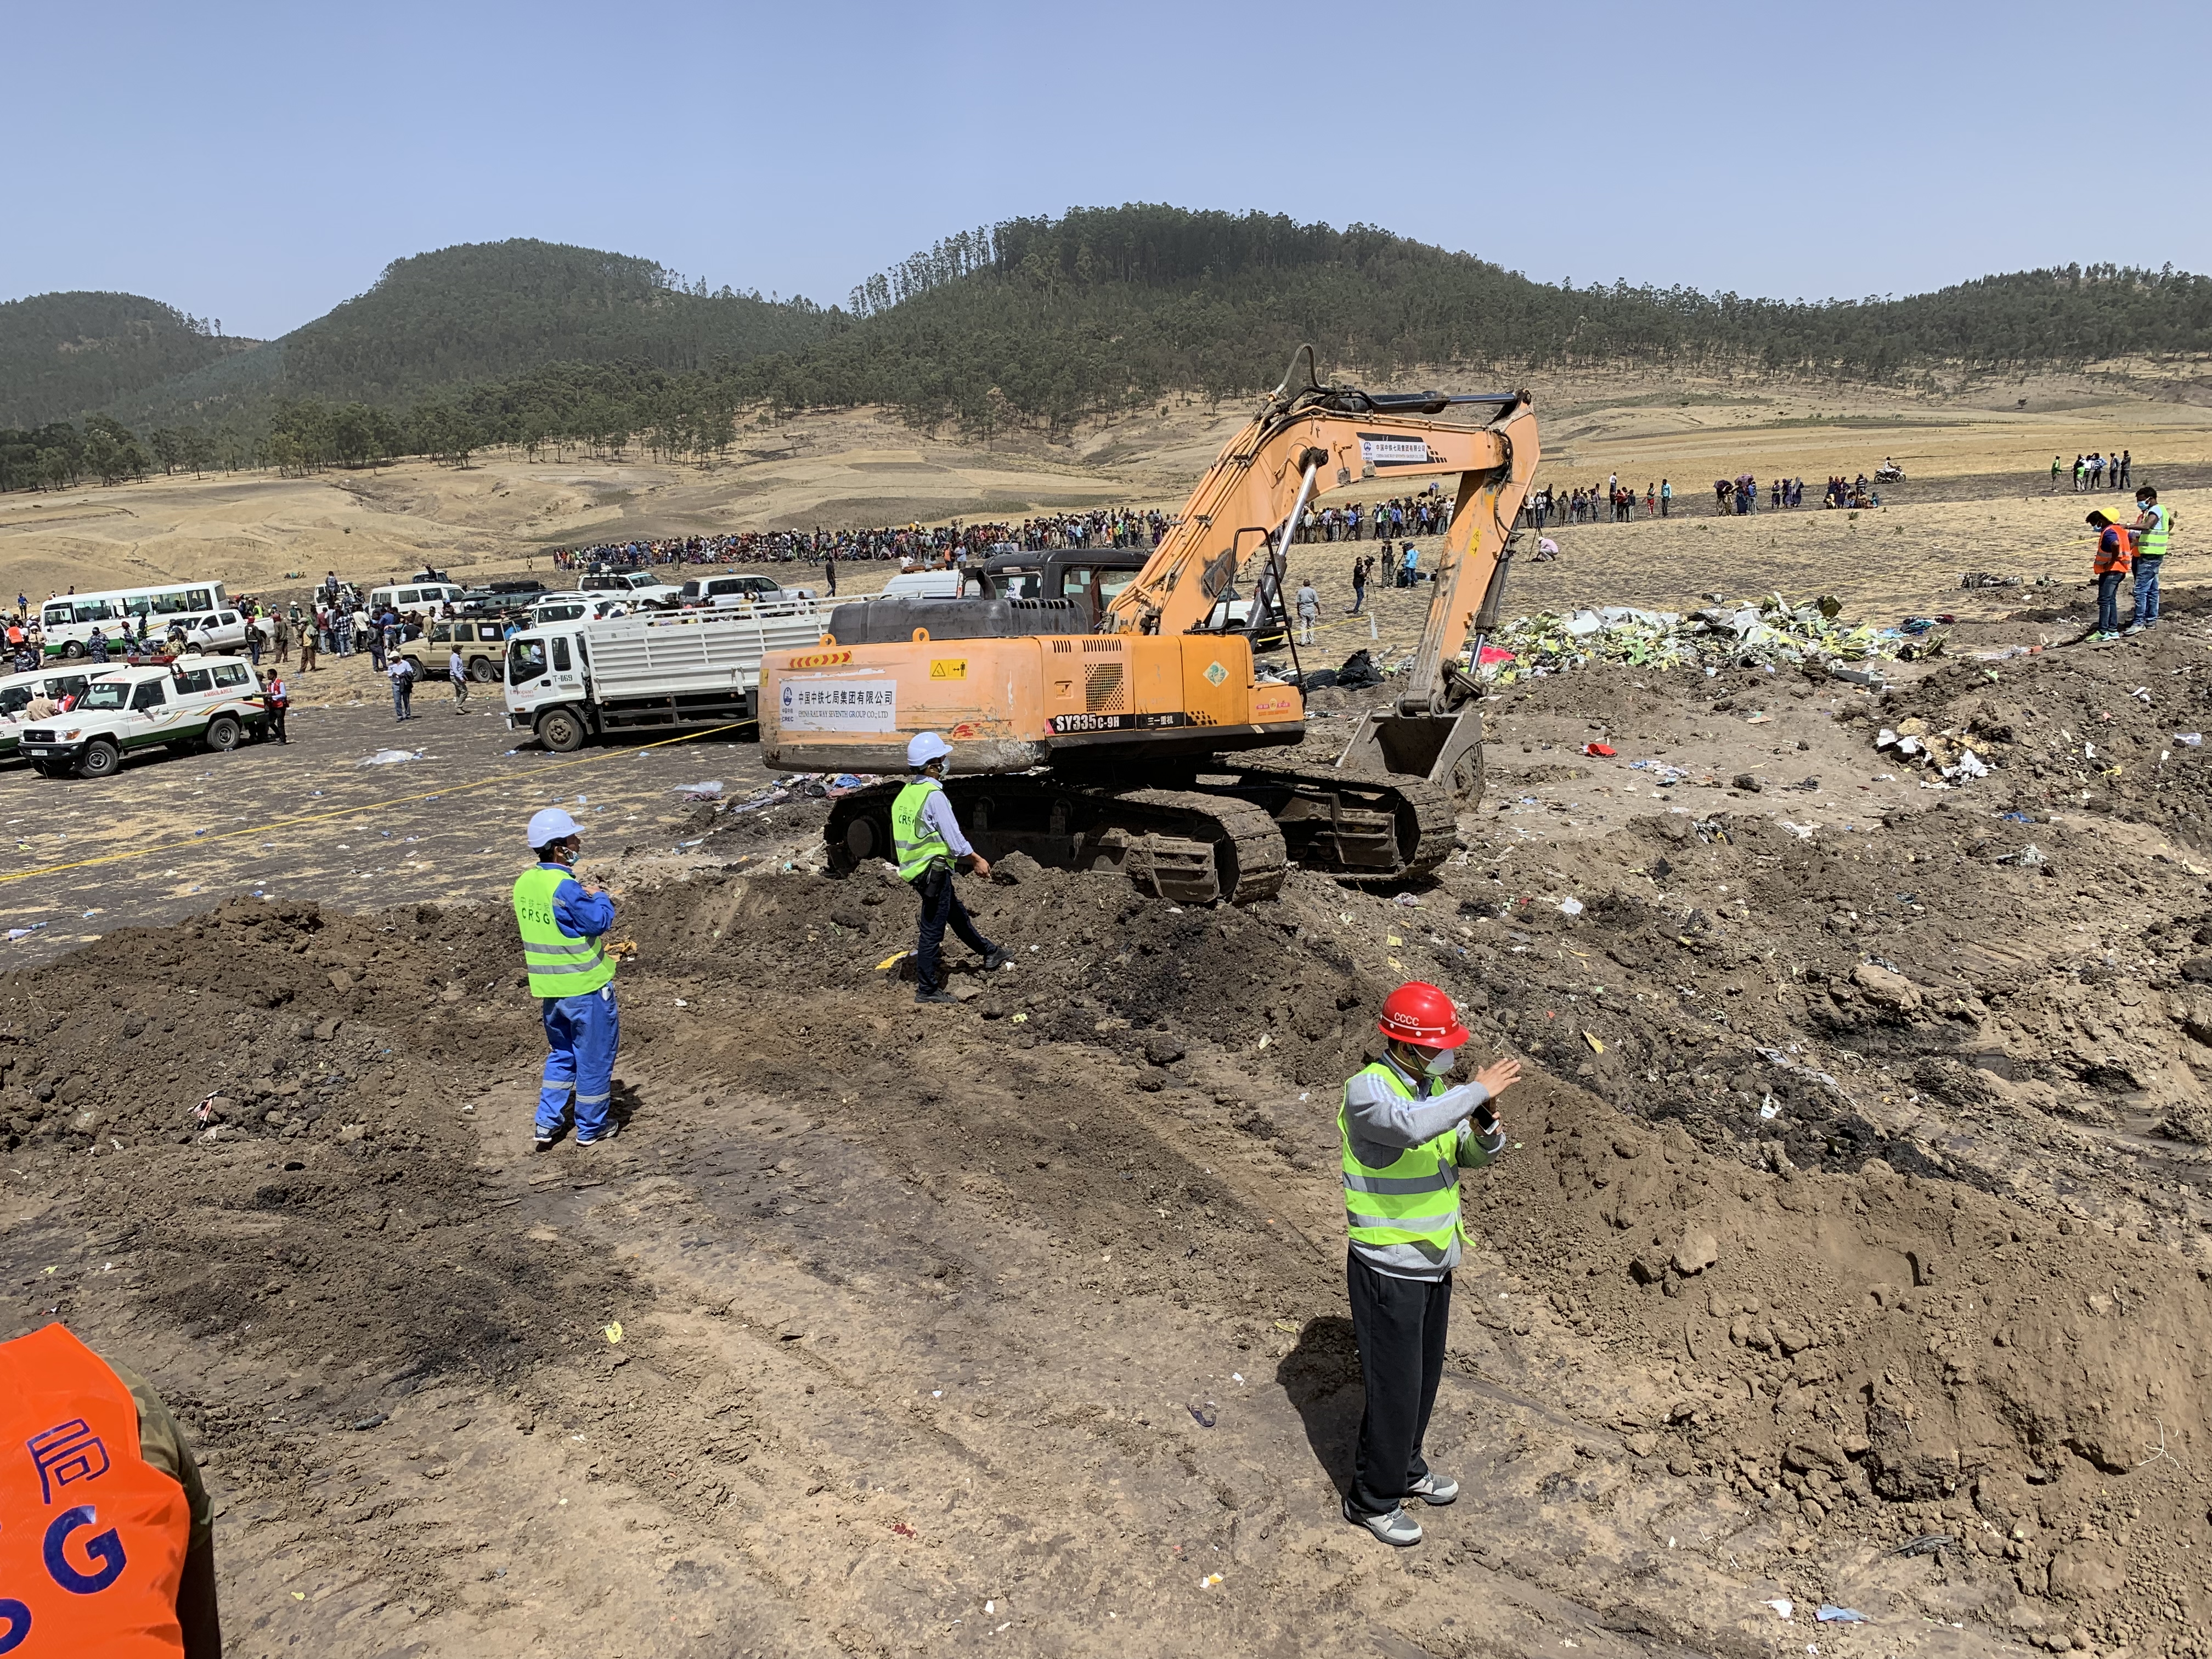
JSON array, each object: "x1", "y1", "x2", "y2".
[
  {"x1": 5, "y1": 924, "x2": 49, "y2": 943},
  {"x1": 603, "y1": 1322, "x2": 623, "y2": 1344},
  {"x1": 1559, "y1": 898, "x2": 1584, "y2": 917},
  {"x1": 1960, "y1": 571, "x2": 2022, "y2": 589},
  {"x1": 1972, "y1": 645, "x2": 2036, "y2": 661},
  {"x1": 1200, "y1": 1573, "x2": 1223, "y2": 1588},
  {"x1": 1187, "y1": 1402, "x2": 1217, "y2": 1429},
  {"x1": 357, "y1": 749, "x2": 420, "y2": 766},
  {"x1": 1815, "y1": 1608, "x2": 1869, "y2": 1624},
  {"x1": 2177, "y1": 733, "x2": 2203, "y2": 747},
  {"x1": 1392, "y1": 893, "x2": 1423, "y2": 908},
  {"x1": 673, "y1": 781, "x2": 725, "y2": 800},
  {"x1": 1763, "y1": 1599, "x2": 1795, "y2": 1621},
  {"x1": 1582, "y1": 1032, "x2": 1604, "y2": 1054},
  {"x1": 1893, "y1": 1533, "x2": 1955, "y2": 1558},
  {"x1": 1582, "y1": 741, "x2": 1616, "y2": 757}
]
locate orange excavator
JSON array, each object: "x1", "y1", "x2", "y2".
[{"x1": 761, "y1": 348, "x2": 1540, "y2": 903}]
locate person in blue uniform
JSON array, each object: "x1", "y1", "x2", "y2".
[{"x1": 514, "y1": 807, "x2": 622, "y2": 1150}]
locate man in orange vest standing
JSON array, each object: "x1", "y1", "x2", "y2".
[
  {"x1": 1338, "y1": 981, "x2": 1522, "y2": 1547},
  {"x1": 2086, "y1": 509, "x2": 2135, "y2": 641},
  {"x1": 0, "y1": 1321, "x2": 221, "y2": 1655}
]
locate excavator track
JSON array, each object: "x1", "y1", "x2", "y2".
[
  {"x1": 820, "y1": 757, "x2": 1460, "y2": 903},
  {"x1": 1228, "y1": 761, "x2": 1462, "y2": 885},
  {"x1": 822, "y1": 774, "x2": 1286, "y2": 905}
]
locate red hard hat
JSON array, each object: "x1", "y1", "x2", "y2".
[{"x1": 1378, "y1": 980, "x2": 1470, "y2": 1048}]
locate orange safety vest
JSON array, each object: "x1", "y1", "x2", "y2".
[
  {"x1": 2094, "y1": 523, "x2": 2136, "y2": 576},
  {"x1": 0, "y1": 1324, "x2": 189, "y2": 1658}
]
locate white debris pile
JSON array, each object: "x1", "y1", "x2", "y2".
[{"x1": 1482, "y1": 593, "x2": 1912, "y2": 681}]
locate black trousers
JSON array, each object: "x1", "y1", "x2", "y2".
[
  {"x1": 914, "y1": 867, "x2": 992, "y2": 993},
  {"x1": 1346, "y1": 1248, "x2": 1450, "y2": 1515}
]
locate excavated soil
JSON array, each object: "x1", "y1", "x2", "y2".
[{"x1": 8, "y1": 598, "x2": 2212, "y2": 1659}]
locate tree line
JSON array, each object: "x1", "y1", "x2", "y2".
[{"x1": 7, "y1": 208, "x2": 2209, "y2": 491}]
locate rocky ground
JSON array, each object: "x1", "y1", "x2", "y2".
[{"x1": 7, "y1": 589, "x2": 2212, "y2": 1657}]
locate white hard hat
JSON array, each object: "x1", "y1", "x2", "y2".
[
  {"x1": 907, "y1": 731, "x2": 952, "y2": 768},
  {"x1": 527, "y1": 806, "x2": 583, "y2": 848}
]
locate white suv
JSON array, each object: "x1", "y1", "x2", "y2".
[{"x1": 18, "y1": 658, "x2": 270, "y2": 778}]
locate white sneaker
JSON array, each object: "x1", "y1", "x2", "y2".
[
  {"x1": 1406, "y1": 1471, "x2": 1459, "y2": 1505},
  {"x1": 1344, "y1": 1498, "x2": 1423, "y2": 1546}
]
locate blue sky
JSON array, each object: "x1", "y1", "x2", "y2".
[{"x1": 11, "y1": 0, "x2": 2208, "y2": 338}]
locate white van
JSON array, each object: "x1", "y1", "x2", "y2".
[
  {"x1": 0, "y1": 667, "x2": 98, "y2": 759},
  {"x1": 17, "y1": 657, "x2": 269, "y2": 778},
  {"x1": 368, "y1": 581, "x2": 466, "y2": 616}
]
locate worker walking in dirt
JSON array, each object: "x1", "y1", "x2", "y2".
[
  {"x1": 2086, "y1": 509, "x2": 2135, "y2": 640},
  {"x1": 516, "y1": 807, "x2": 622, "y2": 1150},
  {"x1": 1339, "y1": 981, "x2": 1521, "y2": 1547},
  {"x1": 0, "y1": 1321, "x2": 222, "y2": 1657},
  {"x1": 2126, "y1": 486, "x2": 2172, "y2": 634},
  {"x1": 894, "y1": 732, "x2": 1009, "y2": 1005}
]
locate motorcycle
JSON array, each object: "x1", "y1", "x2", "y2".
[{"x1": 1874, "y1": 463, "x2": 1905, "y2": 483}]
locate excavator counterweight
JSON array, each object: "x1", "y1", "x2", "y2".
[{"x1": 763, "y1": 348, "x2": 1540, "y2": 901}]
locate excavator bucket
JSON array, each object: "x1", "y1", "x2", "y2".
[{"x1": 1336, "y1": 706, "x2": 1485, "y2": 803}]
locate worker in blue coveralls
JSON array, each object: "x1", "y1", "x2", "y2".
[{"x1": 514, "y1": 806, "x2": 622, "y2": 1150}]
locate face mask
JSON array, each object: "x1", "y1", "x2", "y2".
[{"x1": 1421, "y1": 1047, "x2": 1457, "y2": 1077}]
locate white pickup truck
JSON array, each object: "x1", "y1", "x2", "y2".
[
  {"x1": 17, "y1": 658, "x2": 269, "y2": 778},
  {"x1": 578, "y1": 570, "x2": 684, "y2": 609},
  {"x1": 504, "y1": 601, "x2": 827, "y2": 752}
]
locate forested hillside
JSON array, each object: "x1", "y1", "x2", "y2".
[
  {"x1": 5, "y1": 206, "x2": 2208, "y2": 489},
  {"x1": 0, "y1": 292, "x2": 250, "y2": 428}
]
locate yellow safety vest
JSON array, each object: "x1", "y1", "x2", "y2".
[
  {"x1": 512, "y1": 865, "x2": 614, "y2": 999},
  {"x1": 2138, "y1": 504, "x2": 2172, "y2": 561},
  {"x1": 891, "y1": 779, "x2": 953, "y2": 884},
  {"x1": 1339, "y1": 1062, "x2": 1463, "y2": 1251}
]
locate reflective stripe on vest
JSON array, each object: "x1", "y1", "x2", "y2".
[
  {"x1": 512, "y1": 865, "x2": 615, "y2": 1000},
  {"x1": 2139, "y1": 504, "x2": 2171, "y2": 561},
  {"x1": 891, "y1": 779, "x2": 953, "y2": 883},
  {"x1": 1339, "y1": 1062, "x2": 1462, "y2": 1250},
  {"x1": 0, "y1": 1323, "x2": 191, "y2": 1658}
]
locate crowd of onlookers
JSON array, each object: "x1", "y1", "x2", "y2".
[{"x1": 550, "y1": 506, "x2": 1177, "y2": 574}]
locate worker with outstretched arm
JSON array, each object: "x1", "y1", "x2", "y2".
[
  {"x1": 1339, "y1": 980, "x2": 1521, "y2": 1547},
  {"x1": 515, "y1": 807, "x2": 622, "y2": 1149},
  {"x1": 0, "y1": 1321, "x2": 222, "y2": 1656},
  {"x1": 893, "y1": 732, "x2": 1009, "y2": 1005}
]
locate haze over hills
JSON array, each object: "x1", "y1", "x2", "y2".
[{"x1": 4, "y1": 206, "x2": 2210, "y2": 489}]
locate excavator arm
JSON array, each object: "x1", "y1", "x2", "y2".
[{"x1": 1106, "y1": 347, "x2": 1539, "y2": 793}]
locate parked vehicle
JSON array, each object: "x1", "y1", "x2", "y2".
[
  {"x1": 398, "y1": 618, "x2": 513, "y2": 683},
  {"x1": 679, "y1": 573, "x2": 819, "y2": 608},
  {"x1": 39, "y1": 581, "x2": 228, "y2": 659},
  {"x1": 504, "y1": 601, "x2": 826, "y2": 752},
  {"x1": 17, "y1": 657, "x2": 268, "y2": 778},
  {"x1": 526, "y1": 594, "x2": 633, "y2": 629},
  {"x1": 578, "y1": 570, "x2": 684, "y2": 608},
  {"x1": 0, "y1": 667, "x2": 97, "y2": 759},
  {"x1": 368, "y1": 580, "x2": 467, "y2": 615},
  {"x1": 179, "y1": 609, "x2": 251, "y2": 654}
]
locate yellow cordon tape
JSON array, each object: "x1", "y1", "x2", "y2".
[{"x1": 0, "y1": 721, "x2": 752, "y2": 888}]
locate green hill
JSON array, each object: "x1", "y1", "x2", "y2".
[
  {"x1": 97, "y1": 239, "x2": 836, "y2": 430},
  {"x1": 753, "y1": 207, "x2": 2212, "y2": 426},
  {"x1": 8, "y1": 208, "x2": 2210, "y2": 486},
  {"x1": 0, "y1": 291, "x2": 252, "y2": 428}
]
